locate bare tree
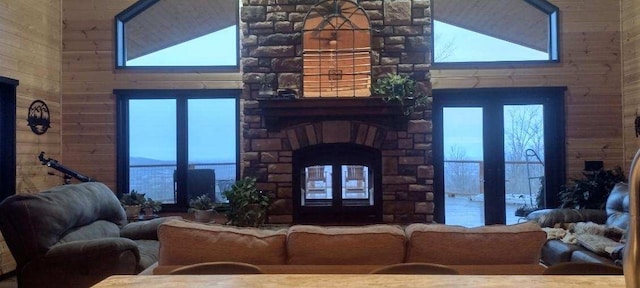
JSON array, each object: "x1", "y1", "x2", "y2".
[
  {"x1": 504, "y1": 105, "x2": 544, "y2": 207},
  {"x1": 445, "y1": 145, "x2": 480, "y2": 196}
]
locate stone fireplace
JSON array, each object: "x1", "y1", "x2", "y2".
[{"x1": 240, "y1": 0, "x2": 433, "y2": 224}]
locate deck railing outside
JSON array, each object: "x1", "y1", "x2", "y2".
[{"x1": 128, "y1": 162, "x2": 236, "y2": 203}]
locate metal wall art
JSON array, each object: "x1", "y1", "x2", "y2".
[{"x1": 27, "y1": 100, "x2": 50, "y2": 135}]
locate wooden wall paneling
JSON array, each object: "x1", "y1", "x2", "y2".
[
  {"x1": 431, "y1": 0, "x2": 623, "y2": 181},
  {"x1": 61, "y1": 0, "x2": 243, "y2": 193},
  {"x1": 0, "y1": 0, "x2": 63, "y2": 276},
  {"x1": 623, "y1": 0, "x2": 640, "y2": 169}
]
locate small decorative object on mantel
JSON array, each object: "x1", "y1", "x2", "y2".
[
  {"x1": 258, "y1": 74, "x2": 276, "y2": 99},
  {"x1": 27, "y1": 100, "x2": 51, "y2": 135},
  {"x1": 370, "y1": 73, "x2": 430, "y2": 115},
  {"x1": 275, "y1": 88, "x2": 297, "y2": 99}
]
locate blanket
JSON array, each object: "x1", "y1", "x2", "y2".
[{"x1": 542, "y1": 222, "x2": 625, "y2": 258}]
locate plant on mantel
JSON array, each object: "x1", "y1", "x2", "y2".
[{"x1": 370, "y1": 73, "x2": 430, "y2": 115}]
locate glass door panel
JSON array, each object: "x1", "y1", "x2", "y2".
[
  {"x1": 128, "y1": 99, "x2": 177, "y2": 204},
  {"x1": 302, "y1": 165, "x2": 332, "y2": 206},
  {"x1": 504, "y1": 104, "x2": 545, "y2": 224},
  {"x1": 188, "y1": 99, "x2": 237, "y2": 203},
  {"x1": 341, "y1": 165, "x2": 374, "y2": 206},
  {"x1": 443, "y1": 107, "x2": 484, "y2": 227}
]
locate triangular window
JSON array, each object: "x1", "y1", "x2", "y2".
[
  {"x1": 115, "y1": 0, "x2": 239, "y2": 69},
  {"x1": 432, "y1": 0, "x2": 558, "y2": 65}
]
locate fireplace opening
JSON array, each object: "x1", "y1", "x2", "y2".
[{"x1": 292, "y1": 143, "x2": 382, "y2": 224}]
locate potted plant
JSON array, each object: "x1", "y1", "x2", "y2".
[
  {"x1": 120, "y1": 190, "x2": 146, "y2": 218},
  {"x1": 223, "y1": 177, "x2": 270, "y2": 227},
  {"x1": 142, "y1": 197, "x2": 162, "y2": 217},
  {"x1": 558, "y1": 167, "x2": 627, "y2": 209},
  {"x1": 370, "y1": 73, "x2": 430, "y2": 115},
  {"x1": 189, "y1": 194, "x2": 215, "y2": 223}
]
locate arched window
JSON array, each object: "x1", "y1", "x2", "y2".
[
  {"x1": 432, "y1": 0, "x2": 559, "y2": 65},
  {"x1": 302, "y1": 0, "x2": 371, "y2": 97},
  {"x1": 115, "y1": 0, "x2": 239, "y2": 69}
]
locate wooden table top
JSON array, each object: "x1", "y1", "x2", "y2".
[{"x1": 94, "y1": 274, "x2": 625, "y2": 288}]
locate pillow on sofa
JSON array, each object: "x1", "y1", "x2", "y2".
[
  {"x1": 287, "y1": 224, "x2": 406, "y2": 265},
  {"x1": 157, "y1": 219, "x2": 288, "y2": 266},
  {"x1": 405, "y1": 222, "x2": 546, "y2": 265}
]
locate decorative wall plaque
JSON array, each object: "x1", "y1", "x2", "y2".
[{"x1": 27, "y1": 100, "x2": 50, "y2": 135}]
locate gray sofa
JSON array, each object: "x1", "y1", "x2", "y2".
[
  {"x1": 526, "y1": 182, "x2": 628, "y2": 266},
  {"x1": 0, "y1": 182, "x2": 177, "y2": 288}
]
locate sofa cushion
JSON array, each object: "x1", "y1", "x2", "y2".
[
  {"x1": 157, "y1": 219, "x2": 288, "y2": 266},
  {"x1": 405, "y1": 222, "x2": 546, "y2": 265},
  {"x1": 540, "y1": 239, "x2": 586, "y2": 266},
  {"x1": 286, "y1": 224, "x2": 406, "y2": 265},
  {"x1": 58, "y1": 220, "x2": 121, "y2": 244}
]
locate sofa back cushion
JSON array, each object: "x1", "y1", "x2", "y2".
[
  {"x1": 605, "y1": 182, "x2": 629, "y2": 231},
  {"x1": 157, "y1": 219, "x2": 288, "y2": 266},
  {"x1": 0, "y1": 182, "x2": 126, "y2": 265},
  {"x1": 286, "y1": 224, "x2": 406, "y2": 265},
  {"x1": 405, "y1": 222, "x2": 546, "y2": 265}
]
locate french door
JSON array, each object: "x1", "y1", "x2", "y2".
[{"x1": 433, "y1": 87, "x2": 565, "y2": 226}]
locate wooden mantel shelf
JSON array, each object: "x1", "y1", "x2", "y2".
[{"x1": 257, "y1": 97, "x2": 408, "y2": 131}]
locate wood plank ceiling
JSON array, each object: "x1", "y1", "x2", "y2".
[
  {"x1": 125, "y1": 0, "x2": 237, "y2": 60},
  {"x1": 433, "y1": 0, "x2": 548, "y2": 52}
]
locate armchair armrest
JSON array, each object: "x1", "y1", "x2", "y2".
[
  {"x1": 21, "y1": 238, "x2": 140, "y2": 287},
  {"x1": 526, "y1": 208, "x2": 608, "y2": 228},
  {"x1": 121, "y1": 216, "x2": 182, "y2": 240}
]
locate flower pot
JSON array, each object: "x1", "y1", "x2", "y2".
[
  {"x1": 143, "y1": 207, "x2": 154, "y2": 217},
  {"x1": 193, "y1": 209, "x2": 213, "y2": 223},
  {"x1": 124, "y1": 205, "x2": 141, "y2": 218}
]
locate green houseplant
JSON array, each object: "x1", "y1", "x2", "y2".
[
  {"x1": 558, "y1": 167, "x2": 627, "y2": 209},
  {"x1": 189, "y1": 194, "x2": 215, "y2": 223},
  {"x1": 223, "y1": 177, "x2": 270, "y2": 227},
  {"x1": 370, "y1": 73, "x2": 430, "y2": 115},
  {"x1": 142, "y1": 197, "x2": 162, "y2": 216},
  {"x1": 120, "y1": 190, "x2": 146, "y2": 218}
]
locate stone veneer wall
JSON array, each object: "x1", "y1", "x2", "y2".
[{"x1": 240, "y1": 0, "x2": 433, "y2": 224}]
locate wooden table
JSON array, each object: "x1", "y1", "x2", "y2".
[{"x1": 93, "y1": 274, "x2": 625, "y2": 287}]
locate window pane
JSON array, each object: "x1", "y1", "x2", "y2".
[
  {"x1": 341, "y1": 165, "x2": 373, "y2": 206},
  {"x1": 443, "y1": 107, "x2": 484, "y2": 227},
  {"x1": 302, "y1": 165, "x2": 331, "y2": 206},
  {"x1": 188, "y1": 98, "x2": 237, "y2": 203},
  {"x1": 116, "y1": 0, "x2": 238, "y2": 68},
  {"x1": 128, "y1": 99, "x2": 177, "y2": 204},
  {"x1": 433, "y1": 0, "x2": 557, "y2": 63},
  {"x1": 504, "y1": 105, "x2": 545, "y2": 224},
  {"x1": 127, "y1": 26, "x2": 238, "y2": 66}
]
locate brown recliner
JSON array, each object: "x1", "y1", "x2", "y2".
[
  {"x1": 526, "y1": 182, "x2": 628, "y2": 266},
  {"x1": 0, "y1": 182, "x2": 176, "y2": 288}
]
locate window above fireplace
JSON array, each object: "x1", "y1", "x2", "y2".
[{"x1": 302, "y1": 0, "x2": 371, "y2": 98}]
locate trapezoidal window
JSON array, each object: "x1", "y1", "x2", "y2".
[
  {"x1": 302, "y1": 0, "x2": 371, "y2": 97},
  {"x1": 115, "y1": 0, "x2": 239, "y2": 69},
  {"x1": 432, "y1": 0, "x2": 559, "y2": 65}
]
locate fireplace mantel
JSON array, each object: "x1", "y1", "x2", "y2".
[{"x1": 257, "y1": 97, "x2": 409, "y2": 131}]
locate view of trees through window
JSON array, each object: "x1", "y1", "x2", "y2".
[{"x1": 444, "y1": 105, "x2": 544, "y2": 225}]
